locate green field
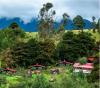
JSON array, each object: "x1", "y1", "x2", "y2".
[
  {"x1": 26, "y1": 30, "x2": 100, "y2": 41},
  {"x1": 0, "y1": 66, "x2": 95, "y2": 88}
]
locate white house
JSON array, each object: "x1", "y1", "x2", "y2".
[{"x1": 73, "y1": 63, "x2": 93, "y2": 73}]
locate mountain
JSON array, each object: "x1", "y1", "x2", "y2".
[{"x1": 0, "y1": 17, "x2": 93, "y2": 32}]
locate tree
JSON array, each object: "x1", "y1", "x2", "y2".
[
  {"x1": 38, "y1": 3, "x2": 56, "y2": 38},
  {"x1": 92, "y1": 16, "x2": 96, "y2": 33},
  {"x1": 10, "y1": 39, "x2": 40, "y2": 67},
  {"x1": 35, "y1": 39, "x2": 55, "y2": 65},
  {"x1": 62, "y1": 13, "x2": 69, "y2": 26},
  {"x1": 96, "y1": 18, "x2": 100, "y2": 33},
  {"x1": 0, "y1": 28, "x2": 25, "y2": 52},
  {"x1": 4, "y1": 38, "x2": 55, "y2": 67},
  {"x1": 56, "y1": 31, "x2": 96, "y2": 62},
  {"x1": 73, "y1": 15, "x2": 84, "y2": 32},
  {"x1": 9, "y1": 22, "x2": 19, "y2": 29}
]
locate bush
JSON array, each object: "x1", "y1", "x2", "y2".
[
  {"x1": 9, "y1": 75, "x2": 52, "y2": 88},
  {"x1": 0, "y1": 76, "x2": 7, "y2": 87}
]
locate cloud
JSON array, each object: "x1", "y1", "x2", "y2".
[{"x1": 0, "y1": 0, "x2": 99, "y2": 23}]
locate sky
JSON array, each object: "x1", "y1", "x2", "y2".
[{"x1": 0, "y1": 0, "x2": 99, "y2": 23}]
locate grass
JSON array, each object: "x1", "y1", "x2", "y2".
[
  {"x1": 25, "y1": 29, "x2": 100, "y2": 42},
  {"x1": 71, "y1": 29, "x2": 100, "y2": 41},
  {"x1": 0, "y1": 67, "x2": 95, "y2": 88}
]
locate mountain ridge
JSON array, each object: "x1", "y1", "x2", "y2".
[{"x1": 0, "y1": 17, "x2": 93, "y2": 32}]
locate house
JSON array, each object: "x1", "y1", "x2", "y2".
[
  {"x1": 58, "y1": 60, "x2": 73, "y2": 66},
  {"x1": 73, "y1": 63, "x2": 93, "y2": 73},
  {"x1": 87, "y1": 57, "x2": 95, "y2": 63}
]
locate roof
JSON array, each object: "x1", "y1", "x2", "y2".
[
  {"x1": 87, "y1": 57, "x2": 95, "y2": 61},
  {"x1": 60, "y1": 60, "x2": 73, "y2": 64},
  {"x1": 73, "y1": 63, "x2": 93, "y2": 69},
  {"x1": 32, "y1": 63, "x2": 43, "y2": 67},
  {"x1": 5, "y1": 68, "x2": 16, "y2": 72}
]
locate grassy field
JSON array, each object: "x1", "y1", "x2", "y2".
[
  {"x1": 0, "y1": 66, "x2": 95, "y2": 88},
  {"x1": 26, "y1": 30, "x2": 100, "y2": 42}
]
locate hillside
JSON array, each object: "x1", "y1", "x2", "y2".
[{"x1": 26, "y1": 30, "x2": 100, "y2": 42}]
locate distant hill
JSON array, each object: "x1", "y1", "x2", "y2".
[{"x1": 0, "y1": 17, "x2": 93, "y2": 32}]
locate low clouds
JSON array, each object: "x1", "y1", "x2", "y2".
[{"x1": 0, "y1": 0, "x2": 99, "y2": 22}]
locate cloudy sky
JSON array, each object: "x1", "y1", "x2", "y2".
[{"x1": 0, "y1": 0, "x2": 99, "y2": 22}]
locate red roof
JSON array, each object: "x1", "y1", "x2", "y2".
[
  {"x1": 87, "y1": 57, "x2": 95, "y2": 61},
  {"x1": 60, "y1": 60, "x2": 73, "y2": 64},
  {"x1": 32, "y1": 63, "x2": 43, "y2": 67},
  {"x1": 5, "y1": 68, "x2": 16, "y2": 72},
  {"x1": 73, "y1": 63, "x2": 93, "y2": 69}
]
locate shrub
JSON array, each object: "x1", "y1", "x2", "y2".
[{"x1": 0, "y1": 76, "x2": 7, "y2": 87}]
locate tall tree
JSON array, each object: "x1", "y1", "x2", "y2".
[
  {"x1": 62, "y1": 13, "x2": 69, "y2": 26},
  {"x1": 92, "y1": 16, "x2": 96, "y2": 33},
  {"x1": 96, "y1": 18, "x2": 100, "y2": 33},
  {"x1": 57, "y1": 13, "x2": 69, "y2": 36},
  {"x1": 38, "y1": 3, "x2": 56, "y2": 39},
  {"x1": 73, "y1": 15, "x2": 84, "y2": 32}
]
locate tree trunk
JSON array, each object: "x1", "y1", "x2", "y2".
[{"x1": 93, "y1": 28, "x2": 96, "y2": 33}]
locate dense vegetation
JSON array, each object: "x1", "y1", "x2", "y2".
[
  {"x1": 56, "y1": 31, "x2": 96, "y2": 62},
  {"x1": 0, "y1": 2, "x2": 100, "y2": 88}
]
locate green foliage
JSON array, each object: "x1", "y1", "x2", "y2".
[
  {"x1": 7, "y1": 38, "x2": 55, "y2": 67},
  {"x1": 73, "y1": 15, "x2": 84, "y2": 32},
  {"x1": 78, "y1": 57, "x2": 87, "y2": 64},
  {"x1": 36, "y1": 39, "x2": 55, "y2": 65},
  {"x1": 0, "y1": 28, "x2": 25, "y2": 52},
  {"x1": 62, "y1": 13, "x2": 69, "y2": 26},
  {"x1": 88, "y1": 58, "x2": 99, "y2": 88},
  {"x1": 92, "y1": 16, "x2": 96, "y2": 33},
  {"x1": 0, "y1": 76, "x2": 7, "y2": 87},
  {"x1": 2, "y1": 72, "x2": 95, "y2": 88},
  {"x1": 57, "y1": 25, "x2": 65, "y2": 34},
  {"x1": 10, "y1": 39, "x2": 40, "y2": 67},
  {"x1": 9, "y1": 22, "x2": 19, "y2": 29},
  {"x1": 32, "y1": 75, "x2": 52, "y2": 88},
  {"x1": 38, "y1": 3, "x2": 56, "y2": 38},
  {"x1": 56, "y1": 31, "x2": 96, "y2": 62},
  {"x1": 96, "y1": 18, "x2": 100, "y2": 33}
]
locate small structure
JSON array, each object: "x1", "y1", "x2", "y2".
[
  {"x1": 4, "y1": 68, "x2": 16, "y2": 74},
  {"x1": 73, "y1": 63, "x2": 93, "y2": 73},
  {"x1": 27, "y1": 69, "x2": 32, "y2": 77},
  {"x1": 30, "y1": 63, "x2": 44, "y2": 74},
  {"x1": 50, "y1": 68, "x2": 59, "y2": 74},
  {"x1": 58, "y1": 60, "x2": 73, "y2": 66},
  {"x1": 87, "y1": 57, "x2": 95, "y2": 63}
]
